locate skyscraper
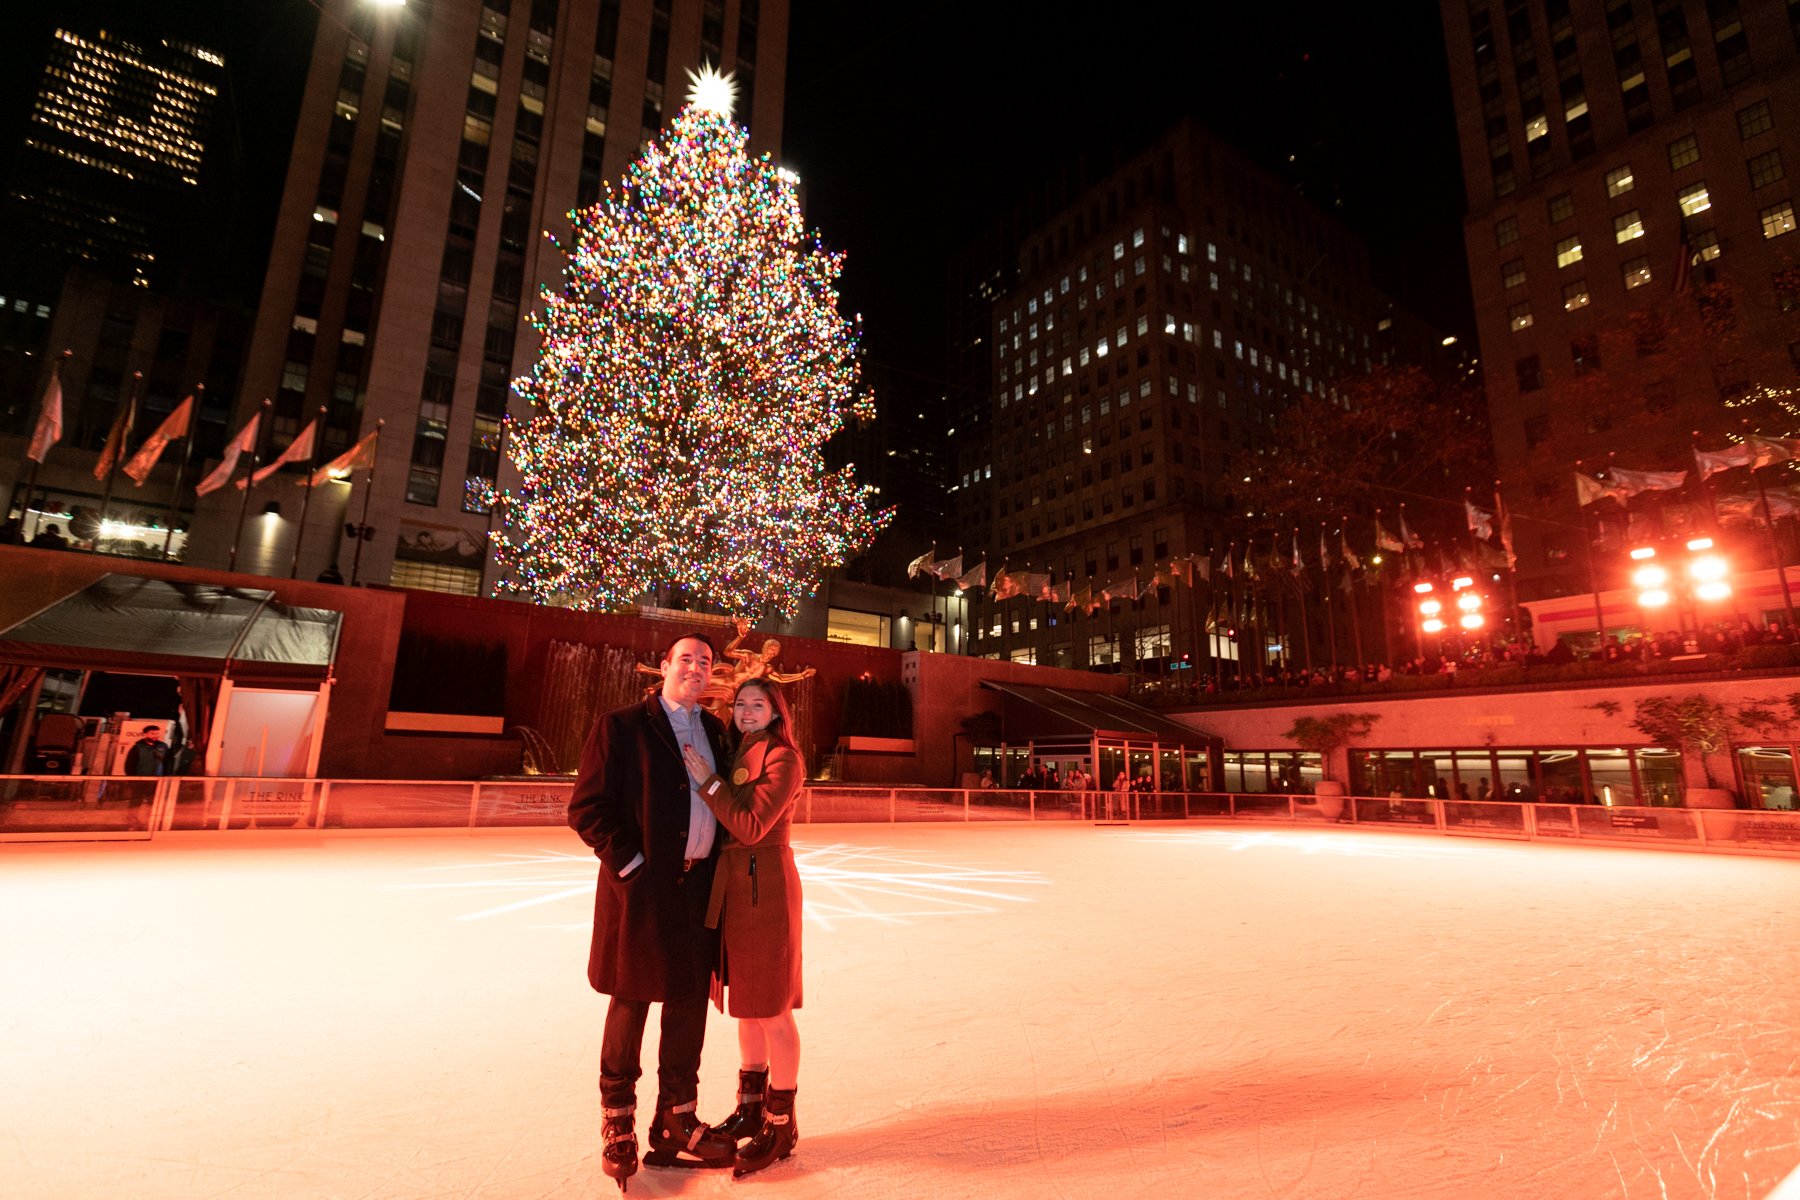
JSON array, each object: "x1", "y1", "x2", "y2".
[
  {"x1": 5, "y1": 27, "x2": 226, "y2": 290},
  {"x1": 953, "y1": 119, "x2": 1412, "y2": 673},
  {"x1": 187, "y1": 0, "x2": 787, "y2": 588},
  {"x1": 1442, "y1": 0, "x2": 1800, "y2": 600}
]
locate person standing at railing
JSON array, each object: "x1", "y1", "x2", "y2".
[
  {"x1": 680, "y1": 678, "x2": 805, "y2": 1178},
  {"x1": 124, "y1": 726, "x2": 169, "y2": 776},
  {"x1": 568, "y1": 633, "x2": 736, "y2": 1191}
]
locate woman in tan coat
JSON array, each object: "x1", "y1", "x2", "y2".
[{"x1": 679, "y1": 677, "x2": 803, "y2": 1177}]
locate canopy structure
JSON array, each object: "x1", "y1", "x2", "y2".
[
  {"x1": 979, "y1": 682, "x2": 1214, "y2": 748},
  {"x1": 977, "y1": 681, "x2": 1222, "y2": 791},
  {"x1": 0, "y1": 575, "x2": 341, "y2": 683}
]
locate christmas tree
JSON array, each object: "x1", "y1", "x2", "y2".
[{"x1": 495, "y1": 67, "x2": 889, "y2": 617}]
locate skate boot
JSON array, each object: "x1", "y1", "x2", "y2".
[
  {"x1": 713, "y1": 1068, "x2": 768, "y2": 1142},
  {"x1": 732, "y1": 1087, "x2": 797, "y2": 1177},
  {"x1": 643, "y1": 1101, "x2": 735, "y2": 1170},
  {"x1": 600, "y1": 1104, "x2": 637, "y2": 1193}
]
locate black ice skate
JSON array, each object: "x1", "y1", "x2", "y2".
[
  {"x1": 600, "y1": 1104, "x2": 637, "y2": 1193},
  {"x1": 643, "y1": 1103, "x2": 735, "y2": 1170}
]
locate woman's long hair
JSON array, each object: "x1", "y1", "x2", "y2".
[{"x1": 731, "y1": 677, "x2": 802, "y2": 767}]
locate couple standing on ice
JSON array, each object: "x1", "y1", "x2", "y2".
[{"x1": 567, "y1": 632, "x2": 806, "y2": 1190}]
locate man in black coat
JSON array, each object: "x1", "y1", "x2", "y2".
[{"x1": 569, "y1": 632, "x2": 735, "y2": 1188}]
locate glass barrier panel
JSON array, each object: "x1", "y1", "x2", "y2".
[
  {"x1": 1030, "y1": 789, "x2": 1088, "y2": 820},
  {"x1": 1721, "y1": 809, "x2": 1800, "y2": 847},
  {"x1": 893, "y1": 789, "x2": 964, "y2": 821},
  {"x1": 167, "y1": 778, "x2": 319, "y2": 830},
  {"x1": 325, "y1": 781, "x2": 472, "y2": 828},
  {"x1": 1230, "y1": 793, "x2": 1291, "y2": 819},
  {"x1": 1354, "y1": 797, "x2": 1435, "y2": 826},
  {"x1": 1186, "y1": 792, "x2": 1232, "y2": 817},
  {"x1": 967, "y1": 788, "x2": 1033, "y2": 821},
  {"x1": 0, "y1": 776, "x2": 158, "y2": 835},
  {"x1": 1533, "y1": 804, "x2": 1579, "y2": 837},
  {"x1": 804, "y1": 787, "x2": 897, "y2": 823},
  {"x1": 1441, "y1": 800, "x2": 1528, "y2": 835},
  {"x1": 474, "y1": 782, "x2": 573, "y2": 826},
  {"x1": 1574, "y1": 805, "x2": 1698, "y2": 842}
]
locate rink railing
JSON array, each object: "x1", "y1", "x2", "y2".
[{"x1": 2, "y1": 775, "x2": 1798, "y2": 856}]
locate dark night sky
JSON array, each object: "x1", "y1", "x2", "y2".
[
  {"x1": 782, "y1": 1, "x2": 1475, "y2": 384},
  {"x1": 0, "y1": 1, "x2": 1473, "y2": 371}
]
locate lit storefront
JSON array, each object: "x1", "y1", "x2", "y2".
[{"x1": 1350, "y1": 747, "x2": 1685, "y2": 806}]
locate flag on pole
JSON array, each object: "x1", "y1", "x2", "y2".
[
  {"x1": 1290, "y1": 530, "x2": 1305, "y2": 574},
  {"x1": 1165, "y1": 557, "x2": 1189, "y2": 586},
  {"x1": 1673, "y1": 218, "x2": 1695, "y2": 296},
  {"x1": 1464, "y1": 498, "x2": 1494, "y2": 540},
  {"x1": 1374, "y1": 512, "x2": 1404, "y2": 553},
  {"x1": 1339, "y1": 528, "x2": 1362, "y2": 571},
  {"x1": 1103, "y1": 576, "x2": 1139, "y2": 602},
  {"x1": 1024, "y1": 572, "x2": 1054, "y2": 601},
  {"x1": 1607, "y1": 466, "x2": 1688, "y2": 497},
  {"x1": 1221, "y1": 546, "x2": 1235, "y2": 580},
  {"x1": 195, "y1": 411, "x2": 262, "y2": 497},
  {"x1": 1398, "y1": 507, "x2": 1424, "y2": 550},
  {"x1": 1747, "y1": 434, "x2": 1800, "y2": 470},
  {"x1": 990, "y1": 568, "x2": 1023, "y2": 600},
  {"x1": 929, "y1": 554, "x2": 963, "y2": 581},
  {"x1": 25, "y1": 371, "x2": 63, "y2": 463},
  {"x1": 307, "y1": 426, "x2": 380, "y2": 487},
  {"x1": 1574, "y1": 471, "x2": 1621, "y2": 507},
  {"x1": 953, "y1": 560, "x2": 986, "y2": 591},
  {"x1": 93, "y1": 391, "x2": 138, "y2": 481},
  {"x1": 122, "y1": 395, "x2": 194, "y2": 485},
  {"x1": 243, "y1": 419, "x2": 317, "y2": 488},
  {"x1": 1693, "y1": 442, "x2": 1755, "y2": 480},
  {"x1": 1189, "y1": 553, "x2": 1210, "y2": 583},
  {"x1": 1495, "y1": 488, "x2": 1518, "y2": 570},
  {"x1": 1319, "y1": 526, "x2": 1331, "y2": 573},
  {"x1": 906, "y1": 548, "x2": 936, "y2": 579}
]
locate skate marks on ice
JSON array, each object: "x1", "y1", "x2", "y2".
[
  {"x1": 380, "y1": 841, "x2": 1047, "y2": 931},
  {"x1": 792, "y1": 842, "x2": 1047, "y2": 930}
]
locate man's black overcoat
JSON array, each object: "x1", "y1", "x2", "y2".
[{"x1": 568, "y1": 696, "x2": 727, "y2": 1001}]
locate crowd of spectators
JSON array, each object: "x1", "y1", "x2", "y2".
[{"x1": 1148, "y1": 619, "x2": 1800, "y2": 704}]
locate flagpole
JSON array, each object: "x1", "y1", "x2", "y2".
[
  {"x1": 1495, "y1": 482, "x2": 1523, "y2": 644},
  {"x1": 1750, "y1": 454, "x2": 1797, "y2": 634},
  {"x1": 18, "y1": 350, "x2": 72, "y2": 535},
  {"x1": 161, "y1": 385, "x2": 201, "y2": 559},
  {"x1": 1574, "y1": 460, "x2": 1611, "y2": 653},
  {"x1": 96, "y1": 371, "x2": 141, "y2": 548},
  {"x1": 1319, "y1": 525, "x2": 1339, "y2": 671},
  {"x1": 289, "y1": 405, "x2": 327, "y2": 578},
  {"x1": 349, "y1": 420, "x2": 385, "y2": 587},
  {"x1": 228, "y1": 399, "x2": 273, "y2": 572}
]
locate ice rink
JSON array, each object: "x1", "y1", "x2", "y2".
[{"x1": 4, "y1": 823, "x2": 1798, "y2": 1199}]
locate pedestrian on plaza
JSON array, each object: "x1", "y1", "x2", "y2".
[{"x1": 124, "y1": 726, "x2": 169, "y2": 776}]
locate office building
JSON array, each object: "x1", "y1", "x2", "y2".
[
  {"x1": 1441, "y1": 0, "x2": 1800, "y2": 599},
  {"x1": 955, "y1": 119, "x2": 1413, "y2": 672},
  {"x1": 186, "y1": 0, "x2": 788, "y2": 588}
]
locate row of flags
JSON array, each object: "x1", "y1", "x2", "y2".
[
  {"x1": 24, "y1": 367, "x2": 380, "y2": 495},
  {"x1": 1574, "y1": 435, "x2": 1800, "y2": 508}
]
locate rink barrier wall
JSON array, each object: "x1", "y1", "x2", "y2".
[{"x1": 3, "y1": 776, "x2": 1799, "y2": 856}]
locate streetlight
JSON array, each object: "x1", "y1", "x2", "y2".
[{"x1": 1416, "y1": 582, "x2": 1444, "y2": 636}]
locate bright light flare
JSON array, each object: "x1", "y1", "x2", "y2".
[
  {"x1": 1456, "y1": 592, "x2": 1482, "y2": 612},
  {"x1": 1696, "y1": 580, "x2": 1733, "y2": 602},
  {"x1": 1422, "y1": 617, "x2": 1446, "y2": 634},
  {"x1": 1419, "y1": 599, "x2": 1442, "y2": 616},
  {"x1": 1639, "y1": 589, "x2": 1671, "y2": 608},
  {"x1": 685, "y1": 63, "x2": 738, "y2": 116},
  {"x1": 1630, "y1": 546, "x2": 1657, "y2": 560},
  {"x1": 1688, "y1": 554, "x2": 1728, "y2": 582},
  {"x1": 1459, "y1": 613, "x2": 1485, "y2": 630},
  {"x1": 1633, "y1": 564, "x2": 1669, "y2": 589}
]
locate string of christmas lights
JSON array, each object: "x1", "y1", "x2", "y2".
[{"x1": 493, "y1": 86, "x2": 890, "y2": 617}]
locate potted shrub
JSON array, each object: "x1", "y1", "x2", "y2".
[{"x1": 1281, "y1": 712, "x2": 1380, "y2": 820}]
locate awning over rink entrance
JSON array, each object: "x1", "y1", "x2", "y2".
[
  {"x1": 0, "y1": 574, "x2": 341, "y2": 682},
  {"x1": 980, "y1": 682, "x2": 1210, "y2": 746},
  {"x1": 977, "y1": 681, "x2": 1222, "y2": 792}
]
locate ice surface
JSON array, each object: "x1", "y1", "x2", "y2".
[{"x1": 3, "y1": 824, "x2": 1798, "y2": 1199}]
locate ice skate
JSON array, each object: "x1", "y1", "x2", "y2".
[
  {"x1": 732, "y1": 1088, "x2": 797, "y2": 1177},
  {"x1": 714, "y1": 1068, "x2": 768, "y2": 1142},
  {"x1": 600, "y1": 1104, "x2": 637, "y2": 1192},
  {"x1": 643, "y1": 1103, "x2": 735, "y2": 1170}
]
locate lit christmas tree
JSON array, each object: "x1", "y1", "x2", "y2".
[{"x1": 495, "y1": 67, "x2": 889, "y2": 616}]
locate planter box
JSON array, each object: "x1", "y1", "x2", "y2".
[
  {"x1": 835, "y1": 736, "x2": 916, "y2": 755},
  {"x1": 385, "y1": 713, "x2": 508, "y2": 735}
]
